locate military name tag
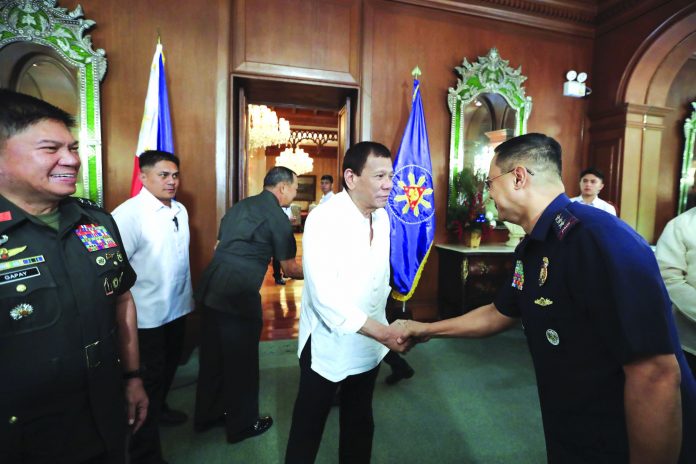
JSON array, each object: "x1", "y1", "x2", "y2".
[
  {"x1": 75, "y1": 224, "x2": 118, "y2": 252},
  {"x1": 0, "y1": 255, "x2": 45, "y2": 272},
  {"x1": 0, "y1": 266, "x2": 40, "y2": 285},
  {"x1": 512, "y1": 260, "x2": 524, "y2": 290}
]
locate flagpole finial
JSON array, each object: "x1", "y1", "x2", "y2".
[
  {"x1": 411, "y1": 66, "x2": 421, "y2": 78},
  {"x1": 157, "y1": 28, "x2": 161, "y2": 44}
]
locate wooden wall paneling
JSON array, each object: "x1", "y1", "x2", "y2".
[
  {"x1": 391, "y1": 0, "x2": 596, "y2": 38},
  {"x1": 232, "y1": 0, "x2": 361, "y2": 84},
  {"x1": 622, "y1": 104, "x2": 672, "y2": 242},
  {"x1": 363, "y1": 0, "x2": 593, "y2": 317},
  {"x1": 591, "y1": 0, "x2": 695, "y2": 115},
  {"x1": 216, "y1": 0, "x2": 232, "y2": 225},
  {"x1": 656, "y1": 58, "x2": 696, "y2": 238},
  {"x1": 59, "y1": 0, "x2": 221, "y2": 285},
  {"x1": 588, "y1": 109, "x2": 626, "y2": 206},
  {"x1": 56, "y1": 0, "x2": 223, "y2": 360},
  {"x1": 590, "y1": 2, "x2": 695, "y2": 242}
]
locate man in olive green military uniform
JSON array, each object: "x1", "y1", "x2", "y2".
[
  {"x1": 0, "y1": 89, "x2": 148, "y2": 463},
  {"x1": 194, "y1": 166, "x2": 303, "y2": 444}
]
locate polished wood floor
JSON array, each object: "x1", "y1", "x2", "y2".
[{"x1": 260, "y1": 233, "x2": 303, "y2": 341}]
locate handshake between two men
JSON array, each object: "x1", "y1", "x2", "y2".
[{"x1": 378, "y1": 319, "x2": 433, "y2": 353}]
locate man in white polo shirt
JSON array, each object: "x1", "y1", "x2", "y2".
[
  {"x1": 113, "y1": 150, "x2": 193, "y2": 464},
  {"x1": 571, "y1": 167, "x2": 617, "y2": 215},
  {"x1": 285, "y1": 142, "x2": 410, "y2": 464},
  {"x1": 319, "y1": 174, "x2": 335, "y2": 204}
]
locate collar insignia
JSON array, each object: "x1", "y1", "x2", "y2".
[{"x1": 553, "y1": 209, "x2": 579, "y2": 240}]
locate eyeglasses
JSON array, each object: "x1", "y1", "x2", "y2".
[{"x1": 484, "y1": 167, "x2": 534, "y2": 189}]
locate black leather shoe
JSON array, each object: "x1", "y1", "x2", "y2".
[
  {"x1": 226, "y1": 416, "x2": 273, "y2": 444},
  {"x1": 160, "y1": 405, "x2": 188, "y2": 426},
  {"x1": 385, "y1": 366, "x2": 415, "y2": 385},
  {"x1": 275, "y1": 278, "x2": 286, "y2": 285}
]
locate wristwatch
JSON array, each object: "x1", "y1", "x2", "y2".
[{"x1": 122, "y1": 368, "x2": 143, "y2": 380}]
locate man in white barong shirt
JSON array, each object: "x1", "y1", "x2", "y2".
[
  {"x1": 285, "y1": 142, "x2": 410, "y2": 464},
  {"x1": 656, "y1": 206, "x2": 696, "y2": 376},
  {"x1": 112, "y1": 150, "x2": 193, "y2": 463}
]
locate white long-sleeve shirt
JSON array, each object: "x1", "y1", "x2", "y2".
[
  {"x1": 112, "y1": 187, "x2": 193, "y2": 328},
  {"x1": 655, "y1": 207, "x2": 696, "y2": 354},
  {"x1": 298, "y1": 191, "x2": 390, "y2": 382}
]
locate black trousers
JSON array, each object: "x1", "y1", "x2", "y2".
[
  {"x1": 285, "y1": 340, "x2": 380, "y2": 464},
  {"x1": 194, "y1": 299, "x2": 263, "y2": 435},
  {"x1": 129, "y1": 316, "x2": 187, "y2": 464}
]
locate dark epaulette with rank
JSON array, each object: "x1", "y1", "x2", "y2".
[
  {"x1": 72, "y1": 197, "x2": 106, "y2": 212},
  {"x1": 552, "y1": 208, "x2": 580, "y2": 240}
]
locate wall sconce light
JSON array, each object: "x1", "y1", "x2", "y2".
[{"x1": 563, "y1": 70, "x2": 591, "y2": 98}]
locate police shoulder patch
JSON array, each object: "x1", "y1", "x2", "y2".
[{"x1": 553, "y1": 209, "x2": 580, "y2": 240}]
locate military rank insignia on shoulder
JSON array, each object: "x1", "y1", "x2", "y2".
[{"x1": 553, "y1": 209, "x2": 579, "y2": 240}]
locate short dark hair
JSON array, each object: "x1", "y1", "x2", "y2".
[
  {"x1": 139, "y1": 150, "x2": 180, "y2": 170},
  {"x1": 321, "y1": 174, "x2": 334, "y2": 183},
  {"x1": 264, "y1": 166, "x2": 296, "y2": 188},
  {"x1": 494, "y1": 133, "x2": 562, "y2": 179},
  {"x1": 579, "y1": 167, "x2": 605, "y2": 182},
  {"x1": 342, "y1": 142, "x2": 391, "y2": 190},
  {"x1": 0, "y1": 89, "x2": 74, "y2": 147}
]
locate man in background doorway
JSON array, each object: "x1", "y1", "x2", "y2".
[
  {"x1": 319, "y1": 174, "x2": 334, "y2": 204},
  {"x1": 113, "y1": 150, "x2": 193, "y2": 464},
  {"x1": 570, "y1": 167, "x2": 617, "y2": 215}
]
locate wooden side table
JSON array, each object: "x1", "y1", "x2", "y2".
[{"x1": 436, "y1": 244, "x2": 515, "y2": 319}]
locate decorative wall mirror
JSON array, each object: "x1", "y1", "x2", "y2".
[
  {"x1": 0, "y1": 0, "x2": 107, "y2": 204},
  {"x1": 678, "y1": 102, "x2": 696, "y2": 214},
  {"x1": 447, "y1": 48, "x2": 532, "y2": 181}
]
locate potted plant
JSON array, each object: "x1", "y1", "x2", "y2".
[{"x1": 447, "y1": 167, "x2": 496, "y2": 247}]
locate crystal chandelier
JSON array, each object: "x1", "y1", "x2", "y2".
[
  {"x1": 276, "y1": 147, "x2": 314, "y2": 175},
  {"x1": 248, "y1": 104, "x2": 291, "y2": 149}
]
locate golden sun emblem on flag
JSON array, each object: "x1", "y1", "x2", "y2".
[{"x1": 394, "y1": 172, "x2": 433, "y2": 217}]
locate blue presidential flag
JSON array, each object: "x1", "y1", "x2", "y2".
[{"x1": 388, "y1": 76, "x2": 435, "y2": 301}]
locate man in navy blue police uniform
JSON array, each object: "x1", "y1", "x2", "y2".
[
  {"x1": 401, "y1": 133, "x2": 695, "y2": 463},
  {"x1": 0, "y1": 90, "x2": 148, "y2": 463}
]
